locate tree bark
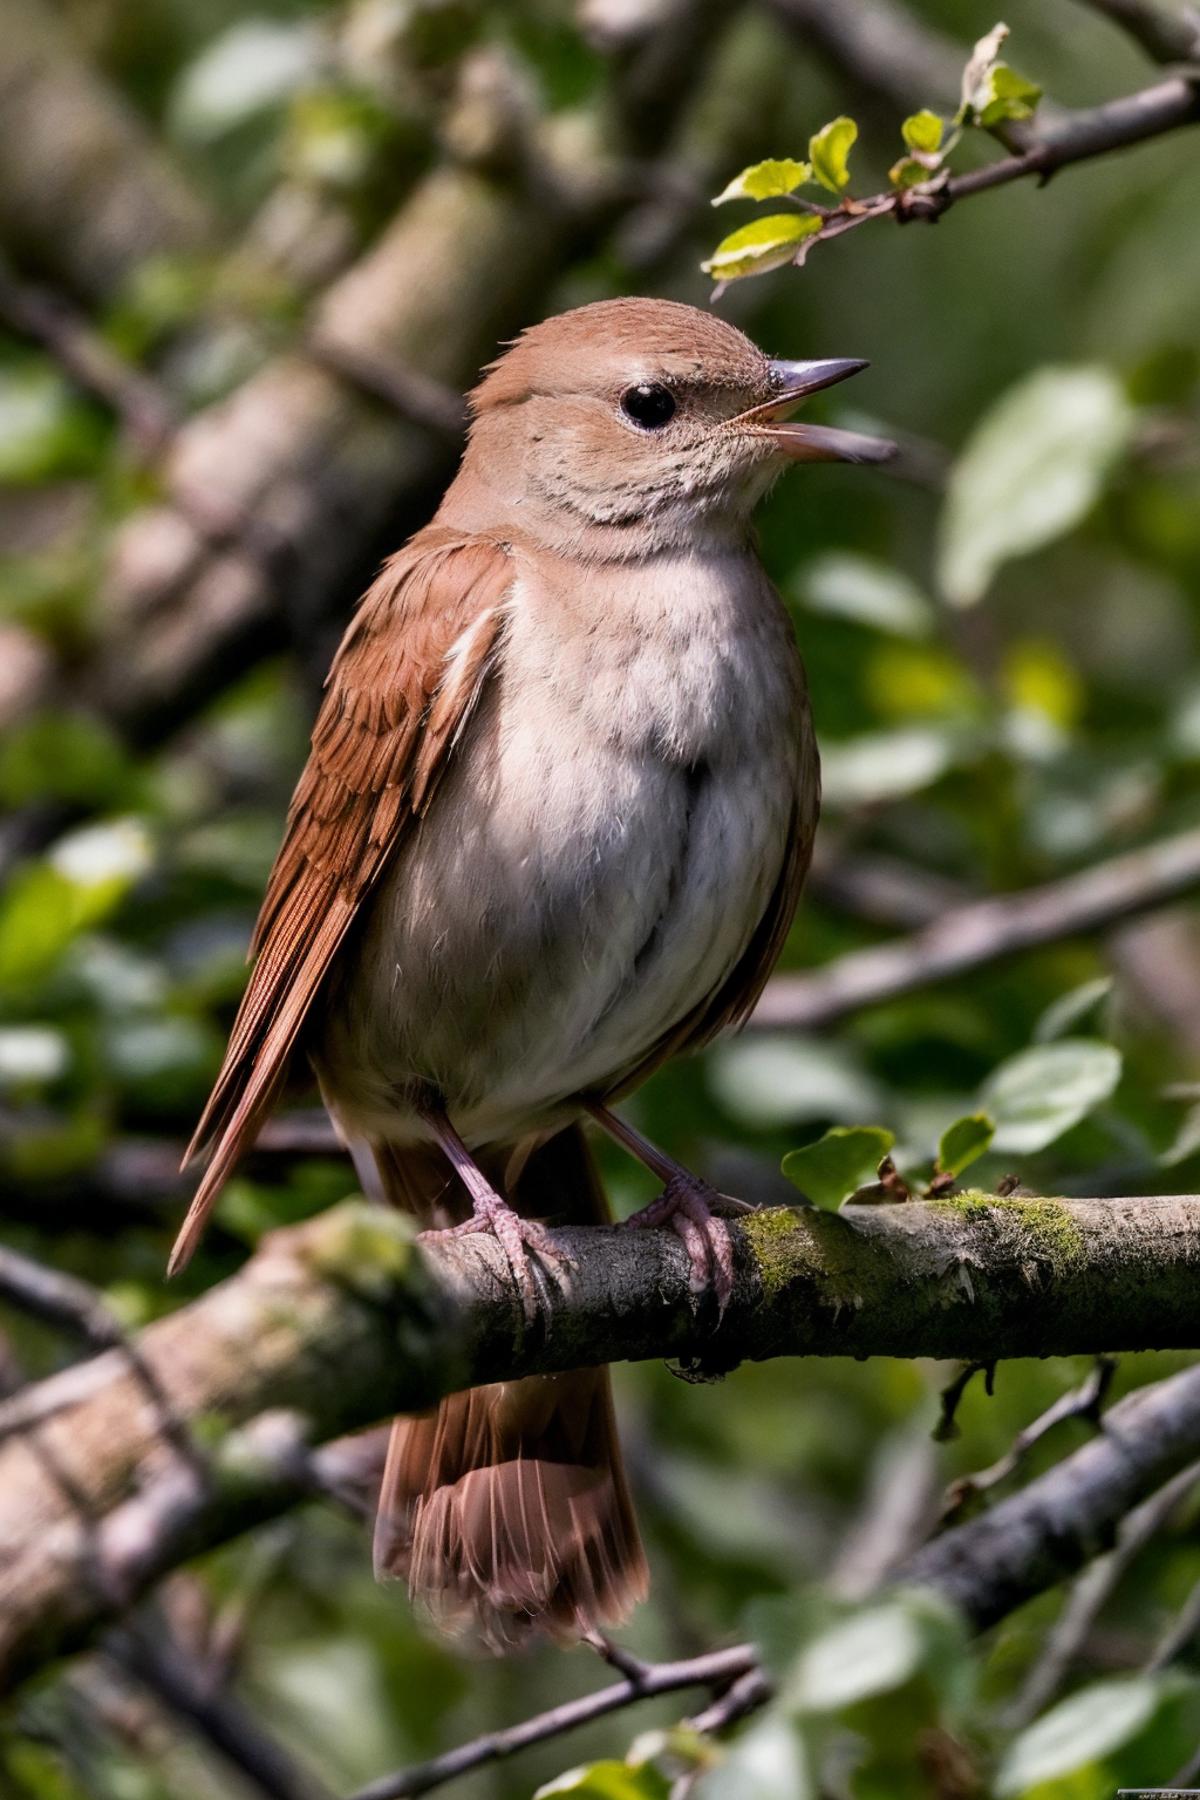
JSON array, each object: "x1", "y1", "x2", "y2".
[
  {"x1": 0, "y1": 0, "x2": 214, "y2": 301},
  {"x1": 3, "y1": 1190, "x2": 1200, "y2": 1688}
]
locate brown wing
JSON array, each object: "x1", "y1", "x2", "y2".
[{"x1": 170, "y1": 527, "x2": 511, "y2": 1273}]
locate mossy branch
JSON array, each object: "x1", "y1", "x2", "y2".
[{"x1": 3, "y1": 1190, "x2": 1200, "y2": 1689}]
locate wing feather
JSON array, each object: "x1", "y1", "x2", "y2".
[{"x1": 170, "y1": 528, "x2": 511, "y2": 1273}]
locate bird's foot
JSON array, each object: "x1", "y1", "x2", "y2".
[
  {"x1": 420, "y1": 1190, "x2": 561, "y2": 1326},
  {"x1": 620, "y1": 1173, "x2": 735, "y2": 1315}
]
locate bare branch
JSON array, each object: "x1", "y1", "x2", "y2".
[
  {"x1": 901, "y1": 1366, "x2": 1200, "y2": 1630},
  {"x1": 4, "y1": 1192, "x2": 1200, "y2": 1686},
  {"x1": 348, "y1": 1644, "x2": 760, "y2": 1800},
  {"x1": 107, "y1": 1610, "x2": 336, "y2": 1800},
  {"x1": 940, "y1": 1357, "x2": 1117, "y2": 1522},
  {"x1": 751, "y1": 826, "x2": 1200, "y2": 1031},
  {"x1": 0, "y1": 257, "x2": 175, "y2": 455},
  {"x1": 0, "y1": 1244, "x2": 126, "y2": 1351},
  {"x1": 1003, "y1": 1459, "x2": 1200, "y2": 1725},
  {"x1": 1071, "y1": 0, "x2": 1200, "y2": 65},
  {"x1": 767, "y1": 0, "x2": 967, "y2": 116}
]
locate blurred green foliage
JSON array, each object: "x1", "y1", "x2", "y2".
[{"x1": 2, "y1": 0, "x2": 1200, "y2": 1796}]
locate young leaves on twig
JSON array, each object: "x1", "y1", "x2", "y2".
[
  {"x1": 781, "y1": 1124, "x2": 895, "y2": 1211},
  {"x1": 702, "y1": 22, "x2": 1041, "y2": 289}
]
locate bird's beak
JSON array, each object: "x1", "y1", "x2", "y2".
[{"x1": 734, "y1": 358, "x2": 898, "y2": 465}]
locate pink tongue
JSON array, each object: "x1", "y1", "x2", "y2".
[{"x1": 773, "y1": 422, "x2": 899, "y2": 465}]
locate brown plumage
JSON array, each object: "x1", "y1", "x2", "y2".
[
  {"x1": 177, "y1": 296, "x2": 894, "y2": 1650},
  {"x1": 173, "y1": 530, "x2": 509, "y2": 1273},
  {"x1": 371, "y1": 1126, "x2": 646, "y2": 1651}
]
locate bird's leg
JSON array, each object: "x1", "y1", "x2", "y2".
[
  {"x1": 416, "y1": 1100, "x2": 559, "y2": 1326},
  {"x1": 581, "y1": 1100, "x2": 743, "y2": 1313}
]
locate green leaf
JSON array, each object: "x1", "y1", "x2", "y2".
[
  {"x1": 536, "y1": 1763, "x2": 670, "y2": 1800},
  {"x1": 0, "y1": 819, "x2": 154, "y2": 992},
  {"x1": 889, "y1": 156, "x2": 931, "y2": 191},
  {"x1": 797, "y1": 553, "x2": 934, "y2": 638},
  {"x1": 995, "y1": 1675, "x2": 1166, "y2": 1795},
  {"x1": 0, "y1": 365, "x2": 104, "y2": 483},
  {"x1": 170, "y1": 18, "x2": 322, "y2": 140},
  {"x1": 786, "y1": 1590, "x2": 972, "y2": 1716},
  {"x1": 1162, "y1": 1101, "x2": 1200, "y2": 1168},
  {"x1": 980, "y1": 1039, "x2": 1122, "y2": 1155},
  {"x1": 701, "y1": 214, "x2": 822, "y2": 283},
  {"x1": 781, "y1": 1125, "x2": 895, "y2": 1210},
  {"x1": 958, "y1": 24, "x2": 1041, "y2": 127},
  {"x1": 712, "y1": 158, "x2": 812, "y2": 205},
  {"x1": 819, "y1": 725, "x2": 964, "y2": 806},
  {"x1": 937, "y1": 1113, "x2": 995, "y2": 1177},
  {"x1": 709, "y1": 1037, "x2": 884, "y2": 1131},
  {"x1": 808, "y1": 116, "x2": 857, "y2": 193},
  {"x1": 0, "y1": 1025, "x2": 71, "y2": 1091},
  {"x1": 936, "y1": 366, "x2": 1135, "y2": 606},
  {"x1": 958, "y1": 22, "x2": 1008, "y2": 116},
  {"x1": 976, "y1": 63, "x2": 1042, "y2": 128},
  {"x1": 696, "y1": 1714, "x2": 811, "y2": 1800},
  {"x1": 1033, "y1": 976, "x2": 1113, "y2": 1044},
  {"x1": 902, "y1": 109, "x2": 943, "y2": 154}
]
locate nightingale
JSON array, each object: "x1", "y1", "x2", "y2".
[{"x1": 173, "y1": 296, "x2": 895, "y2": 1652}]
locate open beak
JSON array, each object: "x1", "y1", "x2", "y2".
[{"x1": 736, "y1": 358, "x2": 898, "y2": 465}]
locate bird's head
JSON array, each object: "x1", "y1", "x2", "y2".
[{"x1": 444, "y1": 297, "x2": 896, "y2": 557}]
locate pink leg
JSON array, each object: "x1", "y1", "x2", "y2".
[
  {"x1": 417, "y1": 1102, "x2": 560, "y2": 1326},
  {"x1": 581, "y1": 1100, "x2": 744, "y2": 1314}
]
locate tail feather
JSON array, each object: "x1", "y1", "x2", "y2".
[{"x1": 369, "y1": 1123, "x2": 648, "y2": 1652}]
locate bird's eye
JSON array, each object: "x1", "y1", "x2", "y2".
[{"x1": 620, "y1": 383, "x2": 676, "y2": 429}]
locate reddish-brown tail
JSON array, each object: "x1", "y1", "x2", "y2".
[{"x1": 369, "y1": 1125, "x2": 648, "y2": 1653}]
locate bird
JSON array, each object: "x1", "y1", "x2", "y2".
[{"x1": 172, "y1": 295, "x2": 895, "y2": 1653}]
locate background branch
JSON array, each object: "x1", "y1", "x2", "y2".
[{"x1": 751, "y1": 827, "x2": 1200, "y2": 1030}]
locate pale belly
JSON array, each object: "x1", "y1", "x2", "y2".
[{"x1": 312, "y1": 557, "x2": 809, "y2": 1148}]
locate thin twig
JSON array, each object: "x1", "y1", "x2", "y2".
[
  {"x1": 1071, "y1": 0, "x2": 1200, "y2": 64},
  {"x1": 108, "y1": 1611, "x2": 335, "y2": 1800},
  {"x1": 1005, "y1": 1461, "x2": 1200, "y2": 1725},
  {"x1": 933, "y1": 1362, "x2": 994, "y2": 1444},
  {"x1": 0, "y1": 257, "x2": 175, "y2": 456},
  {"x1": 941, "y1": 1358, "x2": 1117, "y2": 1522},
  {"x1": 768, "y1": 0, "x2": 966, "y2": 114},
  {"x1": 685, "y1": 1665, "x2": 774, "y2": 1734},
  {"x1": 347, "y1": 1645, "x2": 759, "y2": 1800},
  {"x1": 0, "y1": 1244, "x2": 203, "y2": 1475},
  {"x1": 1148, "y1": 1571, "x2": 1200, "y2": 1669},
  {"x1": 751, "y1": 825, "x2": 1200, "y2": 1031},
  {"x1": 714, "y1": 70, "x2": 1200, "y2": 292},
  {"x1": 305, "y1": 333, "x2": 467, "y2": 442},
  {"x1": 0, "y1": 1245, "x2": 125, "y2": 1351},
  {"x1": 902, "y1": 1379, "x2": 1200, "y2": 1634}
]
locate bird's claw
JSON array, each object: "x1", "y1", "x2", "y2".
[
  {"x1": 620, "y1": 1174, "x2": 735, "y2": 1316},
  {"x1": 420, "y1": 1193, "x2": 566, "y2": 1327}
]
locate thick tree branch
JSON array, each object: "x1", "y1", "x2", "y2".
[
  {"x1": 0, "y1": 0, "x2": 215, "y2": 302},
  {"x1": 901, "y1": 1362, "x2": 1200, "y2": 1629},
  {"x1": 3, "y1": 1191, "x2": 1200, "y2": 1688},
  {"x1": 750, "y1": 826, "x2": 1200, "y2": 1031}
]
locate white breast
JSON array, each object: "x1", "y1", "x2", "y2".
[{"x1": 315, "y1": 547, "x2": 811, "y2": 1146}]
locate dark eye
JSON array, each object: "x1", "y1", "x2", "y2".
[{"x1": 620, "y1": 383, "x2": 676, "y2": 429}]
